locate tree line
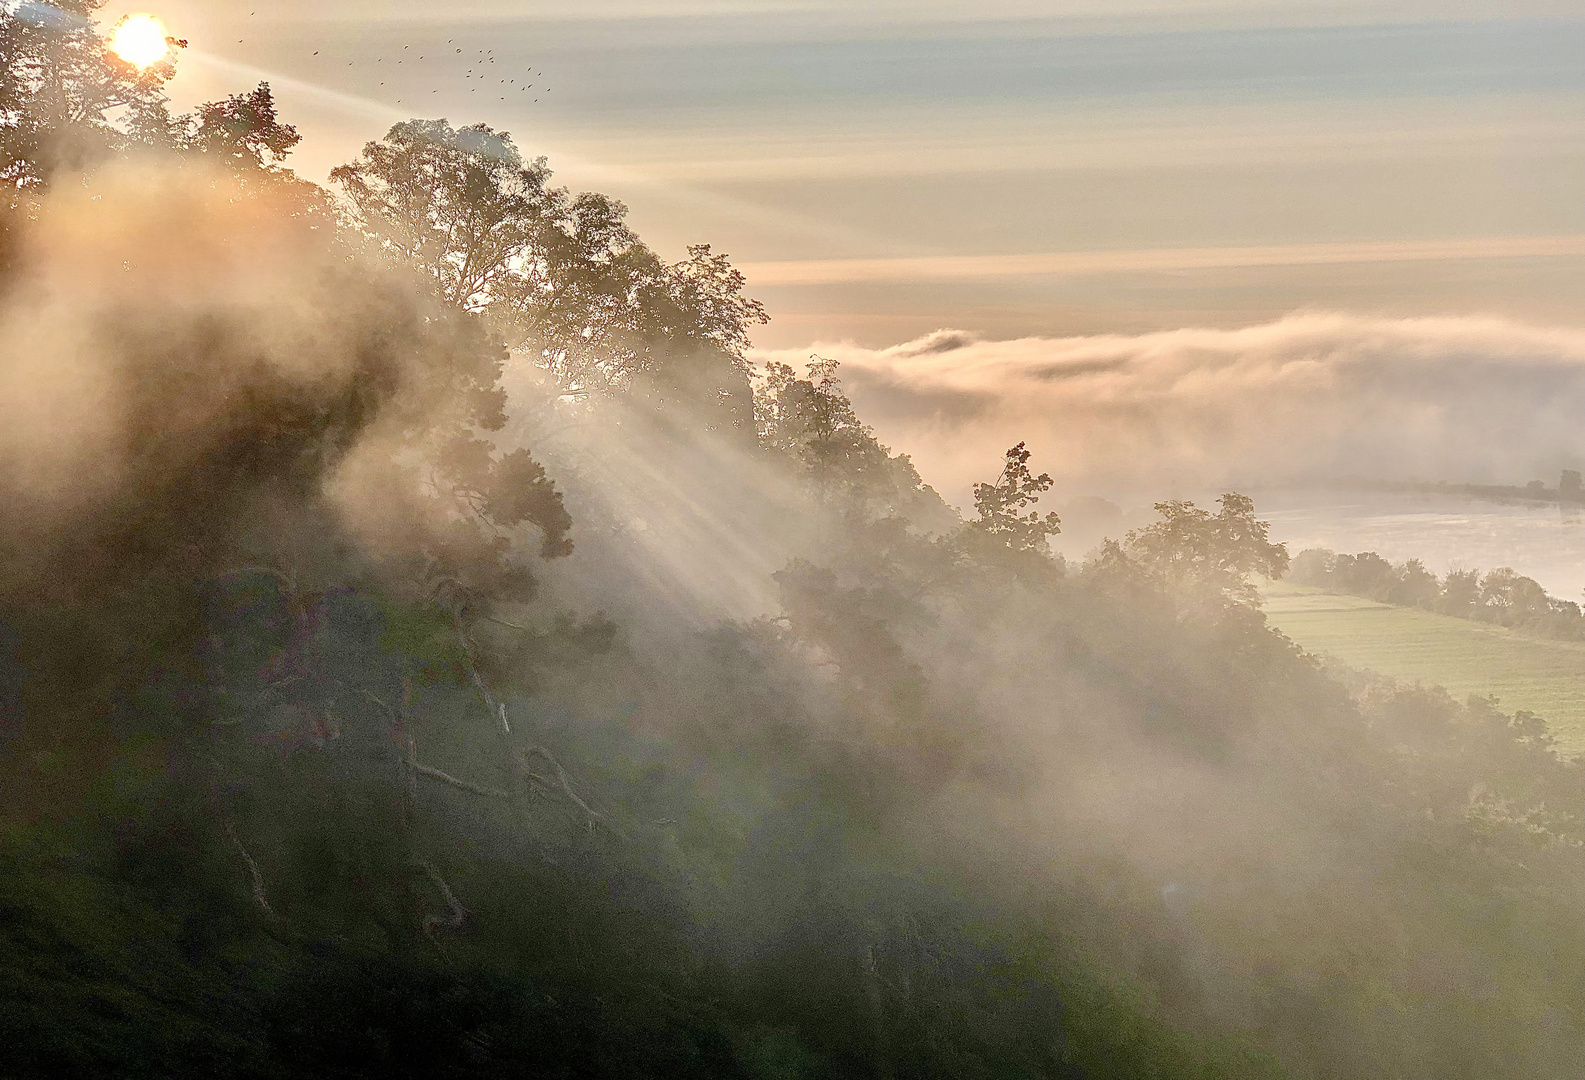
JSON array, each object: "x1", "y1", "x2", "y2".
[{"x1": 1292, "y1": 548, "x2": 1585, "y2": 640}]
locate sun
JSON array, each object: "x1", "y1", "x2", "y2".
[{"x1": 110, "y1": 14, "x2": 169, "y2": 69}]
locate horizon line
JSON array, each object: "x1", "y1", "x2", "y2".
[{"x1": 739, "y1": 235, "x2": 1585, "y2": 286}]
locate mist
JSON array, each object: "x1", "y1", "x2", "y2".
[
  {"x1": 10, "y1": 14, "x2": 1585, "y2": 1080},
  {"x1": 753, "y1": 314, "x2": 1585, "y2": 504}
]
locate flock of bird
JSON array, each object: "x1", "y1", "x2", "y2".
[{"x1": 232, "y1": 13, "x2": 551, "y2": 109}]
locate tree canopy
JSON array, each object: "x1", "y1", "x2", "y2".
[
  {"x1": 332, "y1": 120, "x2": 766, "y2": 429},
  {"x1": 1, "y1": 0, "x2": 180, "y2": 195},
  {"x1": 1109, "y1": 492, "x2": 1289, "y2": 606},
  {"x1": 964, "y1": 440, "x2": 1062, "y2": 557}
]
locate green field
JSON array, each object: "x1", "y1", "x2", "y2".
[{"x1": 1263, "y1": 581, "x2": 1585, "y2": 755}]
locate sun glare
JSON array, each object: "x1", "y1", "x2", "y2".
[{"x1": 110, "y1": 14, "x2": 168, "y2": 69}]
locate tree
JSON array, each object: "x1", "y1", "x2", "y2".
[
  {"x1": 1332, "y1": 551, "x2": 1395, "y2": 600},
  {"x1": 1562, "y1": 469, "x2": 1582, "y2": 502},
  {"x1": 2, "y1": 6, "x2": 317, "y2": 233},
  {"x1": 754, "y1": 357, "x2": 952, "y2": 525},
  {"x1": 2, "y1": 0, "x2": 182, "y2": 194},
  {"x1": 1478, "y1": 567, "x2": 1551, "y2": 628},
  {"x1": 186, "y1": 82, "x2": 299, "y2": 172},
  {"x1": 1120, "y1": 493, "x2": 1288, "y2": 605},
  {"x1": 1288, "y1": 548, "x2": 1334, "y2": 587},
  {"x1": 331, "y1": 119, "x2": 553, "y2": 311},
  {"x1": 1387, "y1": 557, "x2": 1441, "y2": 608},
  {"x1": 332, "y1": 120, "x2": 766, "y2": 427},
  {"x1": 963, "y1": 442, "x2": 1061, "y2": 556},
  {"x1": 1439, "y1": 567, "x2": 1481, "y2": 618}
]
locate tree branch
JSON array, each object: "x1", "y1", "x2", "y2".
[
  {"x1": 523, "y1": 745, "x2": 622, "y2": 838},
  {"x1": 415, "y1": 860, "x2": 468, "y2": 940},
  {"x1": 224, "y1": 818, "x2": 277, "y2": 920},
  {"x1": 413, "y1": 761, "x2": 510, "y2": 800}
]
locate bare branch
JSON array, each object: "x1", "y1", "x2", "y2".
[
  {"x1": 224, "y1": 819, "x2": 277, "y2": 920},
  {"x1": 413, "y1": 761, "x2": 510, "y2": 800},
  {"x1": 523, "y1": 745, "x2": 622, "y2": 838},
  {"x1": 415, "y1": 860, "x2": 468, "y2": 940},
  {"x1": 358, "y1": 687, "x2": 395, "y2": 715}
]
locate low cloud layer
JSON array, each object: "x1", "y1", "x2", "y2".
[{"x1": 753, "y1": 313, "x2": 1585, "y2": 504}]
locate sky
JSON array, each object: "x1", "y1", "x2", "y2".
[
  {"x1": 112, "y1": 0, "x2": 1585, "y2": 349},
  {"x1": 76, "y1": 0, "x2": 1585, "y2": 529}
]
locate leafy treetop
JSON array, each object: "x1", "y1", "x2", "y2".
[
  {"x1": 330, "y1": 120, "x2": 766, "y2": 427},
  {"x1": 965, "y1": 442, "x2": 1061, "y2": 556},
  {"x1": 1118, "y1": 492, "x2": 1289, "y2": 605}
]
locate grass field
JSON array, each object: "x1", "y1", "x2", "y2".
[{"x1": 1262, "y1": 580, "x2": 1585, "y2": 755}]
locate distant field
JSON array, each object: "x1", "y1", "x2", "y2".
[{"x1": 1262, "y1": 580, "x2": 1585, "y2": 755}]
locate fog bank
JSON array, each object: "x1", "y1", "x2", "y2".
[{"x1": 754, "y1": 314, "x2": 1585, "y2": 505}]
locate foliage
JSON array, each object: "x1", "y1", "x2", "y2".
[
  {"x1": 332, "y1": 121, "x2": 766, "y2": 428},
  {"x1": 330, "y1": 120, "x2": 553, "y2": 312},
  {"x1": 1106, "y1": 493, "x2": 1289, "y2": 607},
  {"x1": 185, "y1": 82, "x2": 301, "y2": 171},
  {"x1": 752, "y1": 357, "x2": 952, "y2": 526},
  {"x1": 0, "y1": 0, "x2": 181, "y2": 195},
  {"x1": 963, "y1": 441, "x2": 1062, "y2": 559},
  {"x1": 1291, "y1": 547, "x2": 1585, "y2": 640}
]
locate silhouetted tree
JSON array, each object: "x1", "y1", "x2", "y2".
[
  {"x1": 1439, "y1": 567, "x2": 1482, "y2": 618},
  {"x1": 332, "y1": 120, "x2": 765, "y2": 429},
  {"x1": 1387, "y1": 557, "x2": 1441, "y2": 608},
  {"x1": 1, "y1": 0, "x2": 181, "y2": 193},
  {"x1": 964, "y1": 442, "x2": 1061, "y2": 556},
  {"x1": 331, "y1": 120, "x2": 552, "y2": 310},
  {"x1": 1562, "y1": 469, "x2": 1582, "y2": 502},
  {"x1": 1120, "y1": 492, "x2": 1288, "y2": 605},
  {"x1": 186, "y1": 82, "x2": 300, "y2": 171},
  {"x1": 754, "y1": 357, "x2": 953, "y2": 526}
]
